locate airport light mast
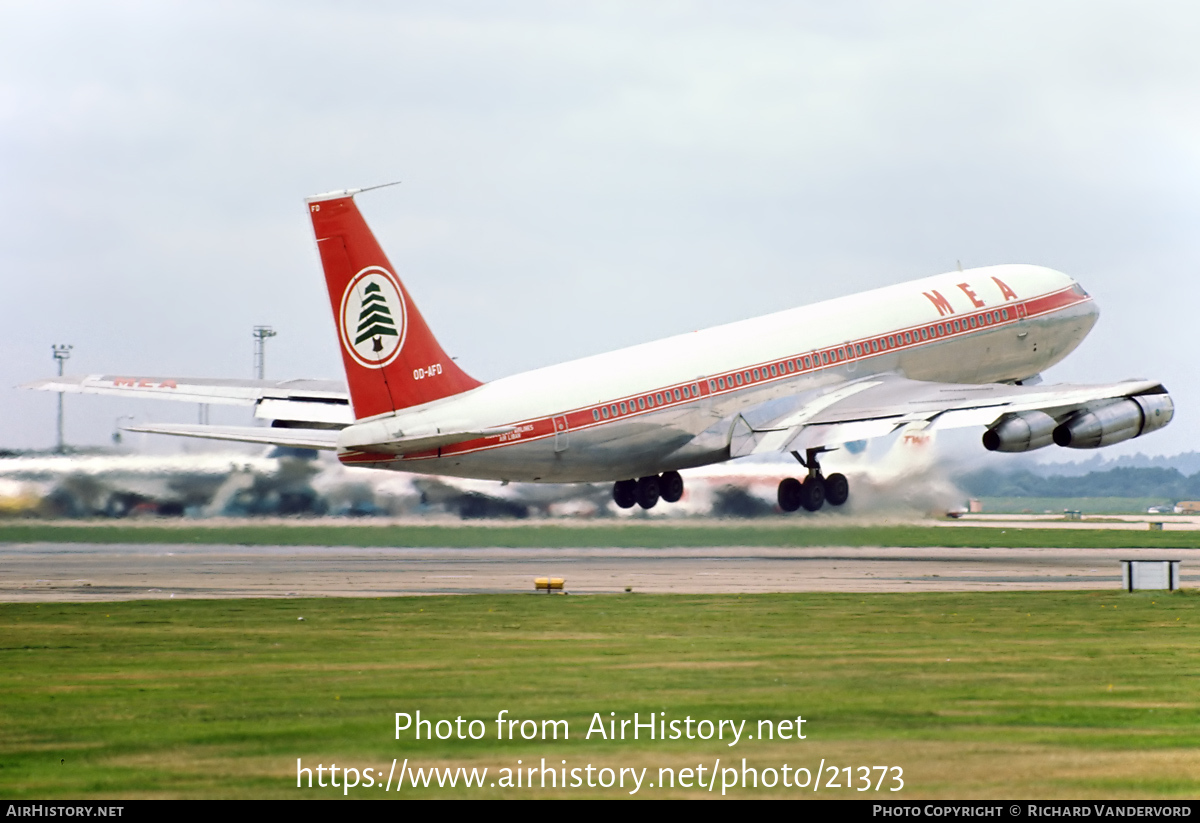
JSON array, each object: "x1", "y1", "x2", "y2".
[
  {"x1": 51, "y1": 344, "x2": 72, "y2": 453},
  {"x1": 252, "y1": 325, "x2": 277, "y2": 380},
  {"x1": 112, "y1": 415, "x2": 135, "y2": 445}
]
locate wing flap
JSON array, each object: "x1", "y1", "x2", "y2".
[
  {"x1": 786, "y1": 419, "x2": 907, "y2": 452},
  {"x1": 729, "y1": 416, "x2": 795, "y2": 458},
  {"x1": 254, "y1": 398, "x2": 354, "y2": 425}
]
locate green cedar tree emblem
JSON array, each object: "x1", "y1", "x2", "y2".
[
  {"x1": 340, "y1": 268, "x2": 406, "y2": 368},
  {"x1": 354, "y1": 282, "x2": 399, "y2": 353}
]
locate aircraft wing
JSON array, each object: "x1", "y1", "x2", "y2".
[
  {"x1": 729, "y1": 375, "x2": 1170, "y2": 457},
  {"x1": 124, "y1": 424, "x2": 342, "y2": 450},
  {"x1": 23, "y1": 374, "x2": 353, "y2": 425}
]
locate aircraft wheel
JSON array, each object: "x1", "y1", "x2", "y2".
[
  {"x1": 777, "y1": 477, "x2": 802, "y2": 512},
  {"x1": 636, "y1": 475, "x2": 661, "y2": 509},
  {"x1": 800, "y1": 477, "x2": 826, "y2": 512},
  {"x1": 660, "y1": 470, "x2": 684, "y2": 503},
  {"x1": 613, "y1": 479, "x2": 637, "y2": 509},
  {"x1": 824, "y1": 473, "x2": 849, "y2": 507}
]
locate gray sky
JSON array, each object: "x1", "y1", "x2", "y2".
[{"x1": 3, "y1": 1, "x2": 1198, "y2": 460}]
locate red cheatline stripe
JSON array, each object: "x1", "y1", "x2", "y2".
[{"x1": 338, "y1": 288, "x2": 1090, "y2": 464}]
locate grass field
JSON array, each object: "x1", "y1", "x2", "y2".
[
  {"x1": 2, "y1": 521, "x2": 1199, "y2": 549},
  {"x1": 2, "y1": 590, "x2": 1198, "y2": 798}
]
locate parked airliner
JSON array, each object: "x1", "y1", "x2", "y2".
[{"x1": 30, "y1": 187, "x2": 1174, "y2": 513}]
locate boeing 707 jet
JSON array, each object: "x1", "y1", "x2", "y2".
[{"x1": 30, "y1": 188, "x2": 1174, "y2": 512}]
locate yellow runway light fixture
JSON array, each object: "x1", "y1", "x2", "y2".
[{"x1": 534, "y1": 577, "x2": 565, "y2": 594}]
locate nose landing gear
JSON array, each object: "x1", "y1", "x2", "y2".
[{"x1": 776, "y1": 448, "x2": 849, "y2": 513}]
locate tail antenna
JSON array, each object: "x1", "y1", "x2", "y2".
[
  {"x1": 353, "y1": 181, "x2": 402, "y2": 196},
  {"x1": 306, "y1": 181, "x2": 401, "y2": 203}
]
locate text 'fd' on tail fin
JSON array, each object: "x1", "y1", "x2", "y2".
[{"x1": 307, "y1": 190, "x2": 481, "y2": 420}]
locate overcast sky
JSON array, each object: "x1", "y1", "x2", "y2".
[{"x1": 3, "y1": 1, "x2": 1198, "y2": 461}]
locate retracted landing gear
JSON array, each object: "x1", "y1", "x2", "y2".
[
  {"x1": 776, "y1": 448, "x2": 849, "y2": 513},
  {"x1": 613, "y1": 471, "x2": 686, "y2": 510}
]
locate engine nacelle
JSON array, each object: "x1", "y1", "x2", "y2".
[
  {"x1": 1053, "y1": 393, "x2": 1174, "y2": 449},
  {"x1": 982, "y1": 410, "x2": 1057, "y2": 452}
]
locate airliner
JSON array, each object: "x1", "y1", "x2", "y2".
[{"x1": 29, "y1": 187, "x2": 1174, "y2": 513}]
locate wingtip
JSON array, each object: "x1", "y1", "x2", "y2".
[{"x1": 20, "y1": 378, "x2": 62, "y2": 391}]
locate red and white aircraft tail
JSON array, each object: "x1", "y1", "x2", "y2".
[{"x1": 307, "y1": 189, "x2": 481, "y2": 420}]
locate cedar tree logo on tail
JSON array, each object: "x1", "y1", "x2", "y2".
[{"x1": 339, "y1": 267, "x2": 407, "y2": 368}]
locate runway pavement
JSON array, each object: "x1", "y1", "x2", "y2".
[{"x1": 1, "y1": 542, "x2": 1195, "y2": 601}]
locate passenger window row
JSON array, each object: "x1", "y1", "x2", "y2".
[
  {"x1": 591, "y1": 383, "x2": 702, "y2": 421},
  {"x1": 585, "y1": 306, "x2": 1015, "y2": 423}
]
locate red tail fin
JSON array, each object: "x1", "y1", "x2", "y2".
[{"x1": 307, "y1": 191, "x2": 481, "y2": 420}]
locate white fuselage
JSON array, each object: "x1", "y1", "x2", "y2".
[{"x1": 338, "y1": 264, "x2": 1098, "y2": 482}]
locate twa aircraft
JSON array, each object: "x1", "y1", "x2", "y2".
[{"x1": 29, "y1": 188, "x2": 1174, "y2": 513}]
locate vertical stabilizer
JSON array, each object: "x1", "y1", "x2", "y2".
[{"x1": 307, "y1": 191, "x2": 481, "y2": 420}]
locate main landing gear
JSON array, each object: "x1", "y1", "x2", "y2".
[
  {"x1": 777, "y1": 448, "x2": 849, "y2": 513},
  {"x1": 613, "y1": 470, "x2": 684, "y2": 510}
]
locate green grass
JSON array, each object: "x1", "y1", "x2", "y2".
[
  {"x1": 2, "y1": 591, "x2": 1198, "y2": 798},
  {"x1": 2, "y1": 521, "x2": 1199, "y2": 549}
]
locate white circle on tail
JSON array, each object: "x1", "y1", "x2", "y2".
[{"x1": 339, "y1": 267, "x2": 408, "y2": 369}]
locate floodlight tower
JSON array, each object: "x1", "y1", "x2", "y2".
[
  {"x1": 112, "y1": 415, "x2": 135, "y2": 445},
  {"x1": 252, "y1": 325, "x2": 277, "y2": 381},
  {"x1": 51, "y1": 344, "x2": 72, "y2": 453}
]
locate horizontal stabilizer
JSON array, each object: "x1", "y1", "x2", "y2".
[
  {"x1": 338, "y1": 426, "x2": 515, "y2": 456},
  {"x1": 125, "y1": 424, "x2": 340, "y2": 450}
]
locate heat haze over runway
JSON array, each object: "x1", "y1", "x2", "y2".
[{"x1": 2, "y1": 542, "x2": 1194, "y2": 602}]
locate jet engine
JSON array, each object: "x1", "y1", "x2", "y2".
[
  {"x1": 982, "y1": 410, "x2": 1058, "y2": 452},
  {"x1": 1052, "y1": 393, "x2": 1174, "y2": 449}
]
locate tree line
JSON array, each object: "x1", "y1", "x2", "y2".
[{"x1": 960, "y1": 466, "x2": 1200, "y2": 499}]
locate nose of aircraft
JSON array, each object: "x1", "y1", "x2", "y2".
[{"x1": 1074, "y1": 280, "x2": 1101, "y2": 331}]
